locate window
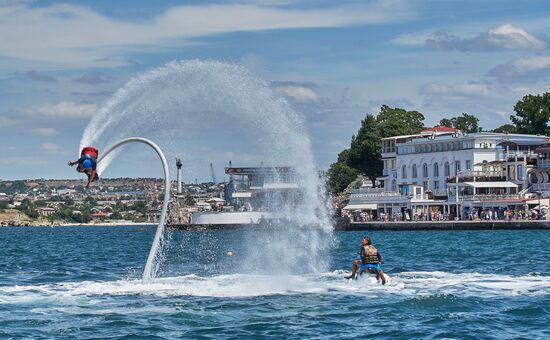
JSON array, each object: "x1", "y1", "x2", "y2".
[
  {"x1": 434, "y1": 180, "x2": 439, "y2": 190},
  {"x1": 402, "y1": 165, "x2": 407, "y2": 179},
  {"x1": 391, "y1": 159, "x2": 396, "y2": 169},
  {"x1": 412, "y1": 164, "x2": 418, "y2": 178},
  {"x1": 391, "y1": 179, "x2": 397, "y2": 192},
  {"x1": 455, "y1": 160, "x2": 461, "y2": 175},
  {"x1": 444, "y1": 162, "x2": 450, "y2": 177},
  {"x1": 433, "y1": 163, "x2": 439, "y2": 177},
  {"x1": 422, "y1": 163, "x2": 428, "y2": 177},
  {"x1": 423, "y1": 181, "x2": 428, "y2": 190},
  {"x1": 518, "y1": 165, "x2": 524, "y2": 180},
  {"x1": 466, "y1": 160, "x2": 471, "y2": 170}
]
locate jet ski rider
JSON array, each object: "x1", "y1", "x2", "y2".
[{"x1": 345, "y1": 236, "x2": 386, "y2": 285}]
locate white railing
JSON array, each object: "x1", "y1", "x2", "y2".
[
  {"x1": 457, "y1": 170, "x2": 504, "y2": 177},
  {"x1": 503, "y1": 151, "x2": 537, "y2": 159},
  {"x1": 448, "y1": 194, "x2": 520, "y2": 202},
  {"x1": 463, "y1": 194, "x2": 520, "y2": 201}
]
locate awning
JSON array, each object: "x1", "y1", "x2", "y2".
[
  {"x1": 464, "y1": 181, "x2": 517, "y2": 188},
  {"x1": 343, "y1": 203, "x2": 377, "y2": 210}
]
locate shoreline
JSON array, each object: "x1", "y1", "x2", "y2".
[
  {"x1": 3, "y1": 220, "x2": 550, "y2": 230},
  {"x1": 0, "y1": 222, "x2": 155, "y2": 227}
]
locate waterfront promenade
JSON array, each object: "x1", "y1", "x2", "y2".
[{"x1": 337, "y1": 219, "x2": 550, "y2": 231}]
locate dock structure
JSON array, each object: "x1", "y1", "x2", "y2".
[
  {"x1": 335, "y1": 218, "x2": 550, "y2": 231},
  {"x1": 168, "y1": 219, "x2": 550, "y2": 231}
]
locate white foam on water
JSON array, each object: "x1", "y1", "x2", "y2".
[{"x1": 1, "y1": 271, "x2": 548, "y2": 304}]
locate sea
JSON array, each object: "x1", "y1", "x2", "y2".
[{"x1": 0, "y1": 225, "x2": 549, "y2": 339}]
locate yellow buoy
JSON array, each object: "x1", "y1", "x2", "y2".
[{"x1": 226, "y1": 251, "x2": 234, "y2": 257}]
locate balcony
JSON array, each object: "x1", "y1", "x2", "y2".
[
  {"x1": 446, "y1": 170, "x2": 506, "y2": 183},
  {"x1": 349, "y1": 188, "x2": 406, "y2": 203},
  {"x1": 538, "y1": 159, "x2": 550, "y2": 168}
]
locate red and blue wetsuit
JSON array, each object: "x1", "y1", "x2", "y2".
[{"x1": 78, "y1": 147, "x2": 98, "y2": 170}]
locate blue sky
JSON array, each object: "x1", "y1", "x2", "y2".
[{"x1": 1, "y1": 0, "x2": 550, "y2": 181}]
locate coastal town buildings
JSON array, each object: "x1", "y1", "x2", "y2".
[{"x1": 345, "y1": 128, "x2": 550, "y2": 220}]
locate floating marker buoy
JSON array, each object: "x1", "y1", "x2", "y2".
[{"x1": 227, "y1": 251, "x2": 234, "y2": 257}]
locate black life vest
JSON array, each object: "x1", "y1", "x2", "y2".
[
  {"x1": 81, "y1": 146, "x2": 98, "y2": 159},
  {"x1": 362, "y1": 245, "x2": 379, "y2": 264}
]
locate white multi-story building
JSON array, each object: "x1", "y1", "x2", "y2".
[{"x1": 345, "y1": 127, "x2": 549, "y2": 220}]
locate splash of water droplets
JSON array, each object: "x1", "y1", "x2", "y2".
[{"x1": 80, "y1": 60, "x2": 332, "y2": 276}]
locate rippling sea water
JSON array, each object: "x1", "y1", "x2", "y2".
[{"x1": 1, "y1": 226, "x2": 549, "y2": 339}]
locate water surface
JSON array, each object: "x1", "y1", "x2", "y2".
[{"x1": 1, "y1": 226, "x2": 549, "y2": 338}]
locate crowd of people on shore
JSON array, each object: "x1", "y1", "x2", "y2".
[
  {"x1": 340, "y1": 206, "x2": 547, "y2": 222},
  {"x1": 465, "y1": 208, "x2": 546, "y2": 221}
]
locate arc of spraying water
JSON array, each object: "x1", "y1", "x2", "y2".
[{"x1": 98, "y1": 137, "x2": 170, "y2": 282}]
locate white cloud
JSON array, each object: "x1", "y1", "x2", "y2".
[
  {"x1": 273, "y1": 85, "x2": 319, "y2": 102},
  {"x1": 487, "y1": 24, "x2": 544, "y2": 50},
  {"x1": 0, "y1": 156, "x2": 50, "y2": 166},
  {"x1": 489, "y1": 55, "x2": 550, "y2": 79},
  {"x1": 0, "y1": 1, "x2": 412, "y2": 68},
  {"x1": 420, "y1": 81, "x2": 492, "y2": 99},
  {"x1": 0, "y1": 116, "x2": 20, "y2": 127},
  {"x1": 29, "y1": 101, "x2": 98, "y2": 119},
  {"x1": 40, "y1": 143, "x2": 61, "y2": 153},
  {"x1": 391, "y1": 32, "x2": 438, "y2": 46},
  {"x1": 393, "y1": 23, "x2": 544, "y2": 51},
  {"x1": 29, "y1": 127, "x2": 58, "y2": 136}
]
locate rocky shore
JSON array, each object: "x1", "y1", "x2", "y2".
[{"x1": 0, "y1": 209, "x2": 153, "y2": 227}]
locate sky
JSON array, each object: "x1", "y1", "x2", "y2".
[{"x1": 1, "y1": 0, "x2": 550, "y2": 181}]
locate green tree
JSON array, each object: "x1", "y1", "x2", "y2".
[
  {"x1": 326, "y1": 162, "x2": 359, "y2": 194},
  {"x1": 439, "y1": 118, "x2": 452, "y2": 127},
  {"x1": 492, "y1": 124, "x2": 517, "y2": 133},
  {"x1": 510, "y1": 93, "x2": 550, "y2": 135},
  {"x1": 376, "y1": 105, "x2": 425, "y2": 138},
  {"x1": 327, "y1": 105, "x2": 426, "y2": 194},
  {"x1": 347, "y1": 114, "x2": 383, "y2": 185},
  {"x1": 439, "y1": 113, "x2": 480, "y2": 133}
]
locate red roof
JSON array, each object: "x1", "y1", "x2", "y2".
[
  {"x1": 422, "y1": 125, "x2": 458, "y2": 133},
  {"x1": 91, "y1": 212, "x2": 109, "y2": 217}
]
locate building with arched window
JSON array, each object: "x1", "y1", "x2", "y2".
[{"x1": 351, "y1": 126, "x2": 550, "y2": 220}]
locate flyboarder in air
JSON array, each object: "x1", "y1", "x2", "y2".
[
  {"x1": 345, "y1": 236, "x2": 386, "y2": 284},
  {"x1": 68, "y1": 146, "x2": 99, "y2": 189}
]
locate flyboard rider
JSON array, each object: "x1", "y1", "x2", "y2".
[
  {"x1": 345, "y1": 236, "x2": 386, "y2": 285},
  {"x1": 68, "y1": 146, "x2": 99, "y2": 189}
]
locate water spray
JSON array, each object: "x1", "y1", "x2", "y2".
[{"x1": 98, "y1": 137, "x2": 170, "y2": 282}]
